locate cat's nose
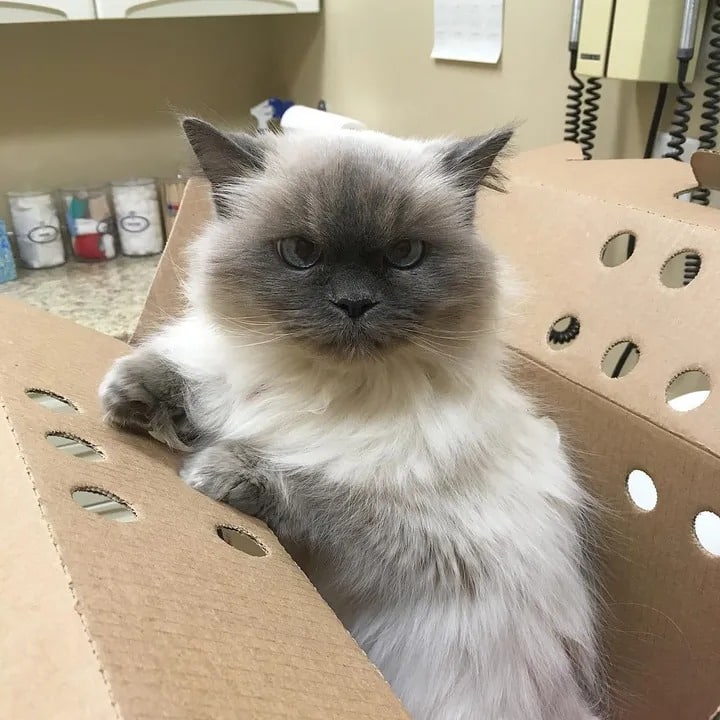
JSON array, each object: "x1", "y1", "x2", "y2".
[{"x1": 333, "y1": 297, "x2": 377, "y2": 320}]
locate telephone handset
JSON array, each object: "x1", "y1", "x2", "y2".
[{"x1": 563, "y1": 0, "x2": 718, "y2": 169}]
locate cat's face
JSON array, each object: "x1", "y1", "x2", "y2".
[{"x1": 184, "y1": 120, "x2": 512, "y2": 360}]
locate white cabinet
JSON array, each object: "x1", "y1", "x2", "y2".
[
  {"x1": 0, "y1": 0, "x2": 318, "y2": 23},
  {"x1": 0, "y1": 0, "x2": 95, "y2": 23}
]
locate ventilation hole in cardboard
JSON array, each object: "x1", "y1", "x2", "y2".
[
  {"x1": 666, "y1": 370, "x2": 710, "y2": 412},
  {"x1": 626, "y1": 470, "x2": 657, "y2": 511},
  {"x1": 25, "y1": 389, "x2": 78, "y2": 413},
  {"x1": 601, "y1": 232, "x2": 636, "y2": 267},
  {"x1": 547, "y1": 315, "x2": 580, "y2": 349},
  {"x1": 660, "y1": 250, "x2": 701, "y2": 288},
  {"x1": 46, "y1": 432, "x2": 104, "y2": 461},
  {"x1": 601, "y1": 340, "x2": 640, "y2": 378},
  {"x1": 71, "y1": 489, "x2": 136, "y2": 522},
  {"x1": 694, "y1": 511, "x2": 720, "y2": 557},
  {"x1": 217, "y1": 526, "x2": 267, "y2": 557}
]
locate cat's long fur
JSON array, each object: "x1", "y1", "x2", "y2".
[{"x1": 100, "y1": 121, "x2": 602, "y2": 720}]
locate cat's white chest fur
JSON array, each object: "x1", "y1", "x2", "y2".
[
  {"x1": 149, "y1": 317, "x2": 599, "y2": 720},
  {"x1": 163, "y1": 314, "x2": 485, "y2": 481},
  {"x1": 102, "y1": 120, "x2": 603, "y2": 720}
]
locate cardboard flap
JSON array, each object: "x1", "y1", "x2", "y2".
[
  {"x1": 133, "y1": 177, "x2": 211, "y2": 344},
  {"x1": 0, "y1": 297, "x2": 408, "y2": 720},
  {"x1": 500, "y1": 145, "x2": 700, "y2": 217},
  {"x1": 691, "y1": 150, "x2": 720, "y2": 191},
  {"x1": 504, "y1": 141, "x2": 584, "y2": 174},
  {"x1": 481, "y1": 152, "x2": 720, "y2": 458},
  {"x1": 515, "y1": 353, "x2": 720, "y2": 720}
]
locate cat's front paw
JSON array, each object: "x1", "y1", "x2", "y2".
[
  {"x1": 99, "y1": 351, "x2": 196, "y2": 451},
  {"x1": 180, "y1": 442, "x2": 274, "y2": 521}
]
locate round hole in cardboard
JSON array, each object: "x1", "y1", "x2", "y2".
[
  {"x1": 217, "y1": 526, "x2": 267, "y2": 557},
  {"x1": 71, "y1": 488, "x2": 137, "y2": 522},
  {"x1": 694, "y1": 511, "x2": 720, "y2": 556},
  {"x1": 666, "y1": 370, "x2": 710, "y2": 412},
  {"x1": 25, "y1": 389, "x2": 77, "y2": 413},
  {"x1": 601, "y1": 232, "x2": 636, "y2": 267},
  {"x1": 660, "y1": 250, "x2": 701, "y2": 288},
  {"x1": 547, "y1": 315, "x2": 580, "y2": 349},
  {"x1": 46, "y1": 432, "x2": 103, "y2": 461},
  {"x1": 601, "y1": 340, "x2": 640, "y2": 379},
  {"x1": 626, "y1": 470, "x2": 657, "y2": 511}
]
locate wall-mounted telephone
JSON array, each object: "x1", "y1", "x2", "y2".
[
  {"x1": 575, "y1": 0, "x2": 706, "y2": 83},
  {"x1": 564, "y1": 0, "x2": 720, "y2": 173}
]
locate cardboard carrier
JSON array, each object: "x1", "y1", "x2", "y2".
[{"x1": 1, "y1": 143, "x2": 719, "y2": 719}]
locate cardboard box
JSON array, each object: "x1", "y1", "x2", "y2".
[
  {"x1": 1, "y1": 144, "x2": 719, "y2": 719},
  {"x1": 0, "y1": 204, "x2": 409, "y2": 715}
]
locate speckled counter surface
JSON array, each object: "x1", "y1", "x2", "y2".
[{"x1": 0, "y1": 256, "x2": 159, "y2": 341}]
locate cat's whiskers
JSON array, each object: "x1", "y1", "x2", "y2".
[
  {"x1": 405, "y1": 336, "x2": 471, "y2": 368},
  {"x1": 225, "y1": 334, "x2": 294, "y2": 349}
]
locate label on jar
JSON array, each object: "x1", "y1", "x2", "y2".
[
  {"x1": 120, "y1": 212, "x2": 151, "y2": 233},
  {"x1": 27, "y1": 224, "x2": 60, "y2": 244}
]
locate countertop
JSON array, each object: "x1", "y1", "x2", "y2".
[{"x1": 0, "y1": 255, "x2": 159, "y2": 341}]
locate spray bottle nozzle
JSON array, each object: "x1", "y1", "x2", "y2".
[{"x1": 250, "y1": 97, "x2": 295, "y2": 132}]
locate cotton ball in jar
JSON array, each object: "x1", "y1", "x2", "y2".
[{"x1": 111, "y1": 179, "x2": 165, "y2": 256}]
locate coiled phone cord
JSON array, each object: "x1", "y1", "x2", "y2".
[
  {"x1": 579, "y1": 77, "x2": 602, "y2": 159},
  {"x1": 692, "y1": 0, "x2": 720, "y2": 204},
  {"x1": 564, "y1": 50, "x2": 585, "y2": 143}
]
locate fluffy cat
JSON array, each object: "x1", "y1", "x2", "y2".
[{"x1": 99, "y1": 118, "x2": 603, "y2": 720}]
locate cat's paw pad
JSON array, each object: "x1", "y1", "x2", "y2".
[
  {"x1": 180, "y1": 445, "x2": 267, "y2": 516},
  {"x1": 99, "y1": 353, "x2": 191, "y2": 450},
  {"x1": 180, "y1": 451, "x2": 241, "y2": 500},
  {"x1": 100, "y1": 355, "x2": 158, "y2": 429}
]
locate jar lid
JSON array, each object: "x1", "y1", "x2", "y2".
[
  {"x1": 111, "y1": 178, "x2": 156, "y2": 188},
  {"x1": 7, "y1": 189, "x2": 53, "y2": 198}
]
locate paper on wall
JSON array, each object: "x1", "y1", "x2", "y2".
[{"x1": 432, "y1": 0, "x2": 503, "y2": 64}]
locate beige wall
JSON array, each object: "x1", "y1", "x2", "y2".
[
  {"x1": 0, "y1": 15, "x2": 278, "y2": 221},
  {"x1": 276, "y1": 1, "x2": 634, "y2": 157},
  {"x1": 278, "y1": 1, "x2": 720, "y2": 160},
  {"x1": 4, "y1": 1, "x2": 713, "y2": 232}
]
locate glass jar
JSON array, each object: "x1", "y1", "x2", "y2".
[
  {"x1": 61, "y1": 185, "x2": 117, "y2": 262},
  {"x1": 7, "y1": 190, "x2": 65, "y2": 269},
  {"x1": 160, "y1": 174, "x2": 187, "y2": 238},
  {"x1": 111, "y1": 178, "x2": 165, "y2": 257}
]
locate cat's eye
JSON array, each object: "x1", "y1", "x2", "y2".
[
  {"x1": 385, "y1": 240, "x2": 424, "y2": 269},
  {"x1": 277, "y1": 237, "x2": 321, "y2": 269}
]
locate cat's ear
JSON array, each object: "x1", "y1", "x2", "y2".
[
  {"x1": 182, "y1": 117, "x2": 266, "y2": 216},
  {"x1": 436, "y1": 127, "x2": 515, "y2": 195}
]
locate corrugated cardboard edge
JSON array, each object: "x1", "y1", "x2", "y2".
[
  {"x1": 511, "y1": 345, "x2": 720, "y2": 465},
  {"x1": 504, "y1": 142, "x2": 704, "y2": 222},
  {"x1": 691, "y1": 149, "x2": 720, "y2": 191},
  {"x1": 132, "y1": 178, "x2": 211, "y2": 345},
  {"x1": 482, "y1": 145, "x2": 720, "y2": 462},
  {"x1": 0, "y1": 402, "x2": 117, "y2": 720},
  {"x1": 0, "y1": 295, "x2": 411, "y2": 719}
]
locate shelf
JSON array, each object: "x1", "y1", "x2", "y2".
[
  {"x1": 0, "y1": 0, "x2": 95, "y2": 22},
  {"x1": 94, "y1": 0, "x2": 319, "y2": 20}
]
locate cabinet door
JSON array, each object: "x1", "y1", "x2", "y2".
[
  {"x1": 94, "y1": 0, "x2": 319, "y2": 20},
  {"x1": 0, "y1": 0, "x2": 96, "y2": 22}
]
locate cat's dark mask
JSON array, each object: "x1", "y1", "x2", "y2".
[{"x1": 183, "y1": 118, "x2": 513, "y2": 360}]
